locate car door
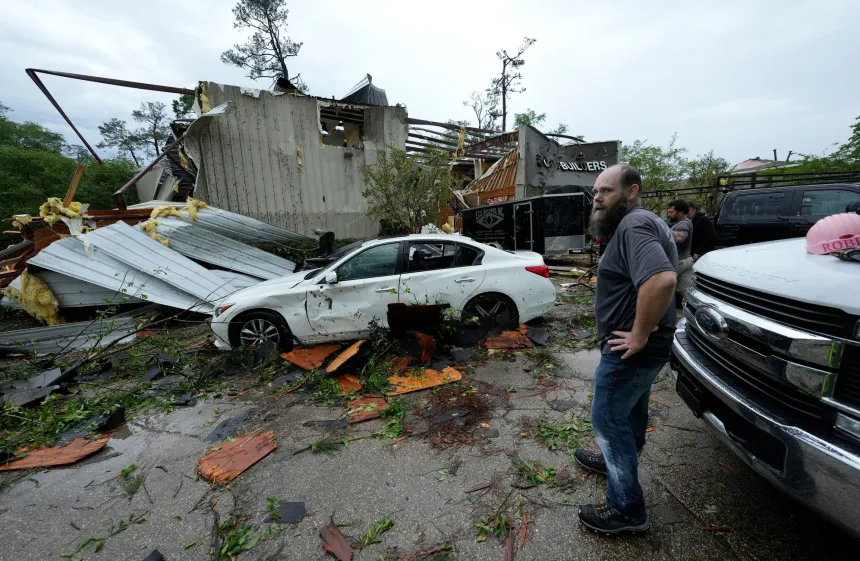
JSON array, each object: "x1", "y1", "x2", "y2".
[
  {"x1": 791, "y1": 187, "x2": 860, "y2": 236},
  {"x1": 398, "y1": 241, "x2": 486, "y2": 313},
  {"x1": 305, "y1": 242, "x2": 402, "y2": 340},
  {"x1": 730, "y1": 191, "x2": 792, "y2": 244}
]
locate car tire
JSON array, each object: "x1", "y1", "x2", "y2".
[
  {"x1": 462, "y1": 293, "x2": 519, "y2": 329},
  {"x1": 229, "y1": 310, "x2": 294, "y2": 353}
]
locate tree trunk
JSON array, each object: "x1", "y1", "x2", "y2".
[{"x1": 501, "y1": 61, "x2": 508, "y2": 131}]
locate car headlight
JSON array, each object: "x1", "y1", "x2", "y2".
[{"x1": 214, "y1": 303, "x2": 234, "y2": 318}]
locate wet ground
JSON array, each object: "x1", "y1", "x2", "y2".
[{"x1": 0, "y1": 278, "x2": 856, "y2": 561}]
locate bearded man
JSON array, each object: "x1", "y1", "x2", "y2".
[{"x1": 576, "y1": 164, "x2": 677, "y2": 534}]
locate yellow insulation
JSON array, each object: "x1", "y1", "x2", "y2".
[
  {"x1": 197, "y1": 82, "x2": 212, "y2": 114},
  {"x1": 39, "y1": 198, "x2": 82, "y2": 226},
  {"x1": 140, "y1": 219, "x2": 169, "y2": 246},
  {"x1": 186, "y1": 197, "x2": 208, "y2": 222},
  {"x1": 18, "y1": 271, "x2": 61, "y2": 325},
  {"x1": 150, "y1": 205, "x2": 183, "y2": 220},
  {"x1": 12, "y1": 214, "x2": 32, "y2": 229}
]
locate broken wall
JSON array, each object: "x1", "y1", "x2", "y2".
[
  {"x1": 517, "y1": 126, "x2": 620, "y2": 199},
  {"x1": 185, "y1": 84, "x2": 408, "y2": 239}
]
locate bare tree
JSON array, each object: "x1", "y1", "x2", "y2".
[
  {"x1": 489, "y1": 37, "x2": 536, "y2": 131},
  {"x1": 132, "y1": 102, "x2": 172, "y2": 158},
  {"x1": 221, "y1": 0, "x2": 307, "y2": 91},
  {"x1": 463, "y1": 91, "x2": 501, "y2": 132}
]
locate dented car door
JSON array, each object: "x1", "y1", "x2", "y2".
[
  {"x1": 306, "y1": 242, "x2": 402, "y2": 339},
  {"x1": 398, "y1": 241, "x2": 486, "y2": 311}
]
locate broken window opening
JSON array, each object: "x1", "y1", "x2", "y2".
[{"x1": 319, "y1": 102, "x2": 365, "y2": 149}]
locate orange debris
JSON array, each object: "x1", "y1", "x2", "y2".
[
  {"x1": 281, "y1": 345, "x2": 341, "y2": 371},
  {"x1": 346, "y1": 396, "x2": 389, "y2": 423},
  {"x1": 415, "y1": 332, "x2": 436, "y2": 363},
  {"x1": 197, "y1": 431, "x2": 276, "y2": 485},
  {"x1": 325, "y1": 340, "x2": 365, "y2": 373},
  {"x1": 518, "y1": 324, "x2": 528, "y2": 335},
  {"x1": 387, "y1": 366, "x2": 462, "y2": 396},
  {"x1": 333, "y1": 374, "x2": 361, "y2": 396},
  {"x1": 384, "y1": 355, "x2": 413, "y2": 374},
  {"x1": 485, "y1": 331, "x2": 534, "y2": 349},
  {"x1": 0, "y1": 436, "x2": 110, "y2": 471}
]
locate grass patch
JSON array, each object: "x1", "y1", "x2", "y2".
[
  {"x1": 266, "y1": 497, "x2": 282, "y2": 521},
  {"x1": 381, "y1": 398, "x2": 405, "y2": 420},
  {"x1": 514, "y1": 459, "x2": 556, "y2": 485},
  {"x1": 361, "y1": 355, "x2": 395, "y2": 394},
  {"x1": 475, "y1": 514, "x2": 512, "y2": 542},
  {"x1": 311, "y1": 435, "x2": 342, "y2": 455},
  {"x1": 358, "y1": 518, "x2": 394, "y2": 546},
  {"x1": 117, "y1": 464, "x2": 145, "y2": 496},
  {"x1": 312, "y1": 375, "x2": 342, "y2": 405},
  {"x1": 536, "y1": 416, "x2": 593, "y2": 457},
  {"x1": 216, "y1": 519, "x2": 261, "y2": 561}
]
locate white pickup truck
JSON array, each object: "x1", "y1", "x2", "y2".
[{"x1": 671, "y1": 237, "x2": 860, "y2": 538}]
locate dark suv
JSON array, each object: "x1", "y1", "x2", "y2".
[{"x1": 716, "y1": 183, "x2": 860, "y2": 247}]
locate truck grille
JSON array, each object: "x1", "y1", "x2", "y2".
[
  {"x1": 694, "y1": 274, "x2": 856, "y2": 338},
  {"x1": 686, "y1": 324, "x2": 827, "y2": 420},
  {"x1": 836, "y1": 345, "x2": 860, "y2": 410}
]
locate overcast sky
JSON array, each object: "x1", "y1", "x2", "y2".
[{"x1": 1, "y1": 0, "x2": 858, "y2": 164}]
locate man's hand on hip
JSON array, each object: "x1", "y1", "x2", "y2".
[{"x1": 608, "y1": 330, "x2": 649, "y2": 359}]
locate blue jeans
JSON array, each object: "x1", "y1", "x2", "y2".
[{"x1": 590, "y1": 347, "x2": 669, "y2": 519}]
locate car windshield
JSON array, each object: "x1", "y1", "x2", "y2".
[{"x1": 308, "y1": 239, "x2": 368, "y2": 279}]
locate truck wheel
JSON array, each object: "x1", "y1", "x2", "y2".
[{"x1": 230, "y1": 310, "x2": 294, "y2": 353}]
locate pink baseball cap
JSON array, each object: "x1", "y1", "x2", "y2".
[{"x1": 806, "y1": 212, "x2": 860, "y2": 254}]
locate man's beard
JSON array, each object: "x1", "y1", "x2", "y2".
[{"x1": 588, "y1": 199, "x2": 629, "y2": 239}]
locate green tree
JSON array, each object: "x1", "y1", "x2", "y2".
[
  {"x1": 0, "y1": 103, "x2": 67, "y2": 154},
  {"x1": 763, "y1": 114, "x2": 860, "y2": 175},
  {"x1": 221, "y1": 0, "x2": 307, "y2": 91},
  {"x1": 361, "y1": 147, "x2": 455, "y2": 234},
  {"x1": 621, "y1": 134, "x2": 689, "y2": 193},
  {"x1": 172, "y1": 94, "x2": 196, "y2": 119},
  {"x1": 513, "y1": 108, "x2": 569, "y2": 135},
  {"x1": 97, "y1": 118, "x2": 145, "y2": 166},
  {"x1": 132, "y1": 102, "x2": 172, "y2": 158}
]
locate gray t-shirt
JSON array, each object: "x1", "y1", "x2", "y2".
[
  {"x1": 595, "y1": 205, "x2": 678, "y2": 353},
  {"x1": 671, "y1": 219, "x2": 693, "y2": 260}
]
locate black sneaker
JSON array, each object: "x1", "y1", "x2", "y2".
[
  {"x1": 574, "y1": 448, "x2": 607, "y2": 475},
  {"x1": 578, "y1": 503, "x2": 650, "y2": 534}
]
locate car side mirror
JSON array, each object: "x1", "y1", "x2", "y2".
[
  {"x1": 325, "y1": 271, "x2": 338, "y2": 284},
  {"x1": 846, "y1": 201, "x2": 860, "y2": 214}
]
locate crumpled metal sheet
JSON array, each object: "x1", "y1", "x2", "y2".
[
  {"x1": 0, "y1": 316, "x2": 138, "y2": 356},
  {"x1": 197, "y1": 431, "x2": 276, "y2": 484},
  {"x1": 148, "y1": 218, "x2": 296, "y2": 279},
  {"x1": 0, "y1": 270, "x2": 146, "y2": 309},
  {"x1": 387, "y1": 366, "x2": 462, "y2": 396},
  {"x1": 211, "y1": 270, "x2": 261, "y2": 291},
  {"x1": 0, "y1": 436, "x2": 110, "y2": 471}
]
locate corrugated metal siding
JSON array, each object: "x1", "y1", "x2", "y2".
[
  {"x1": 464, "y1": 148, "x2": 519, "y2": 194},
  {"x1": 151, "y1": 218, "x2": 296, "y2": 279},
  {"x1": 185, "y1": 83, "x2": 407, "y2": 240},
  {"x1": 0, "y1": 317, "x2": 138, "y2": 356}
]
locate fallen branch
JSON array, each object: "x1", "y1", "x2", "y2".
[
  {"x1": 711, "y1": 458, "x2": 733, "y2": 471},
  {"x1": 519, "y1": 513, "x2": 528, "y2": 550},
  {"x1": 649, "y1": 397, "x2": 670, "y2": 408},
  {"x1": 399, "y1": 544, "x2": 451, "y2": 561}
]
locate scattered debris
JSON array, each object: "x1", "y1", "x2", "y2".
[
  {"x1": 431, "y1": 410, "x2": 471, "y2": 426},
  {"x1": 387, "y1": 366, "x2": 462, "y2": 396},
  {"x1": 449, "y1": 347, "x2": 475, "y2": 363},
  {"x1": 415, "y1": 332, "x2": 436, "y2": 363},
  {"x1": 264, "y1": 500, "x2": 307, "y2": 524},
  {"x1": 333, "y1": 374, "x2": 361, "y2": 396},
  {"x1": 549, "y1": 399, "x2": 575, "y2": 412},
  {"x1": 0, "y1": 436, "x2": 110, "y2": 471},
  {"x1": 520, "y1": 513, "x2": 528, "y2": 549},
  {"x1": 282, "y1": 345, "x2": 342, "y2": 371},
  {"x1": 197, "y1": 431, "x2": 276, "y2": 484},
  {"x1": 525, "y1": 326, "x2": 549, "y2": 346},
  {"x1": 58, "y1": 407, "x2": 125, "y2": 442},
  {"x1": 485, "y1": 329, "x2": 534, "y2": 350},
  {"x1": 320, "y1": 522, "x2": 354, "y2": 561},
  {"x1": 326, "y1": 340, "x2": 366, "y2": 373},
  {"x1": 346, "y1": 396, "x2": 389, "y2": 424},
  {"x1": 1, "y1": 386, "x2": 59, "y2": 408},
  {"x1": 358, "y1": 518, "x2": 394, "y2": 546},
  {"x1": 387, "y1": 302, "x2": 448, "y2": 332},
  {"x1": 203, "y1": 412, "x2": 250, "y2": 443}
]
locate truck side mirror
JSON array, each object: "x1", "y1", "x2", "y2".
[{"x1": 325, "y1": 271, "x2": 338, "y2": 285}]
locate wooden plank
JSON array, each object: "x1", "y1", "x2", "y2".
[{"x1": 63, "y1": 165, "x2": 86, "y2": 207}]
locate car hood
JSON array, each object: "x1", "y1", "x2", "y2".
[
  {"x1": 227, "y1": 269, "x2": 314, "y2": 299},
  {"x1": 694, "y1": 238, "x2": 860, "y2": 315}
]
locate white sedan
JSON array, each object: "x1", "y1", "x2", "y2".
[{"x1": 209, "y1": 234, "x2": 556, "y2": 351}]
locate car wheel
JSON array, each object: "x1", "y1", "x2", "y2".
[
  {"x1": 462, "y1": 293, "x2": 519, "y2": 329},
  {"x1": 230, "y1": 310, "x2": 294, "y2": 353}
]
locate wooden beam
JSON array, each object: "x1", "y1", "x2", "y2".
[
  {"x1": 407, "y1": 132, "x2": 460, "y2": 148},
  {"x1": 63, "y1": 165, "x2": 86, "y2": 206},
  {"x1": 406, "y1": 117, "x2": 497, "y2": 136}
]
